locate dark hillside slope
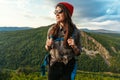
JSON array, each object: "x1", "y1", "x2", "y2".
[{"x1": 0, "y1": 27, "x2": 49, "y2": 69}]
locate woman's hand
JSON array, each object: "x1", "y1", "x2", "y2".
[
  {"x1": 45, "y1": 38, "x2": 53, "y2": 50},
  {"x1": 67, "y1": 37, "x2": 80, "y2": 56},
  {"x1": 46, "y1": 38, "x2": 53, "y2": 46},
  {"x1": 67, "y1": 37, "x2": 75, "y2": 46}
]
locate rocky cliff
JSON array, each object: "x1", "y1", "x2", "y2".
[{"x1": 80, "y1": 31, "x2": 111, "y2": 66}]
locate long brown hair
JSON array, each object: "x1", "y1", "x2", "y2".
[{"x1": 48, "y1": 4, "x2": 76, "y2": 46}]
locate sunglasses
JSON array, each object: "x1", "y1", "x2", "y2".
[{"x1": 54, "y1": 9, "x2": 63, "y2": 15}]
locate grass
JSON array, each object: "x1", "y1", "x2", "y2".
[
  {"x1": 75, "y1": 71, "x2": 120, "y2": 80},
  {"x1": 2, "y1": 70, "x2": 119, "y2": 80},
  {"x1": 1, "y1": 65, "x2": 120, "y2": 80}
]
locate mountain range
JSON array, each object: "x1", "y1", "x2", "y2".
[
  {"x1": 80, "y1": 28, "x2": 120, "y2": 33},
  {"x1": 0, "y1": 25, "x2": 120, "y2": 73},
  {"x1": 0, "y1": 27, "x2": 32, "y2": 31},
  {"x1": 0, "y1": 27, "x2": 120, "y2": 33}
]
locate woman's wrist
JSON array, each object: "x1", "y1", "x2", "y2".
[
  {"x1": 45, "y1": 45, "x2": 51, "y2": 51},
  {"x1": 71, "y1": 45, "x2": 80, "y2": 56},
  {"x1": 71, "y1": 45, "x2": 79, "y2": 52},
  {"x1": 45, "y1": 45, "x2": 48, "y2": 49},
  {"x1": 71, "y1": 45, "x2": 77, "y2": 49}
]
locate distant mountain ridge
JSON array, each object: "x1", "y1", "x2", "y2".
[
  {"x1": 0, "y1": 27, "x2": 32, "y2": 31},
  {"x1": 80, "y1": 28, "x2": 120, "y2": 33}
]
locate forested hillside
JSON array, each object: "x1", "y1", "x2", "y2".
[
  {"x1": 0, "y1": 25, "x2": 120, "y2": 74},
  {"x1": 0, "y1": 26, "x2": 48, "y2": 70},
  {"x1": 80, "y1": 31, "x2": 120, "y2": 73}
]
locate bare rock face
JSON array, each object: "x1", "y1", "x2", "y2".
[{"x1": 80, "y1": 31, "x2": 111, "y2": 66}]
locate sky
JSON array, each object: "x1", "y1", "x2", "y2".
[{"x1": 0, "y1": 0, "x2": 120, "y2": 31}]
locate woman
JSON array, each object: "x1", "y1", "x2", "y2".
[{"x1": 45, "y1": 2, "x2": 82, "y2": 80}]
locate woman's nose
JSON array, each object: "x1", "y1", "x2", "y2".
[{"x1": 55, "y1": 13, "x2": 59, "y2": 16}]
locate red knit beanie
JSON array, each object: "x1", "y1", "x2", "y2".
[{"x1": 58, "y1": 2, "x2": 74, "y2": 16}]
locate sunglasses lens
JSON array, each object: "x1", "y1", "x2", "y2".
[{"x1": 54, "y1": 10, "x2": 63, "y2": 15}]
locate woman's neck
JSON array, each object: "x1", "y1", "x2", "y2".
[{"x1": 59, "y1": 22, "x2": 65, "y2": 28}]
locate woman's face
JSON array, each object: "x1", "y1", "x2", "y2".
[{"x1": 54, "y1": 6, "x2": 65, "y2": 23}]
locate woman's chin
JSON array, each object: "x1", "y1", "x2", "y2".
[{"x1": 56, "y1": 20, "x2": 63, "y2": 23}]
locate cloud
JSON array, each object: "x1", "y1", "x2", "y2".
[
  {"x1": 0, "y1": 0, "x2": 120, "y2": 31},
  {"x1": 0, "y1": 0, "x2": 55, "y2": 27},
  {"x1": 51, "y1": 0, "x2": 120, "y2": 31},
  {"x1": 78, "y1": 20, "x2": 120, "y2": 31}
]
